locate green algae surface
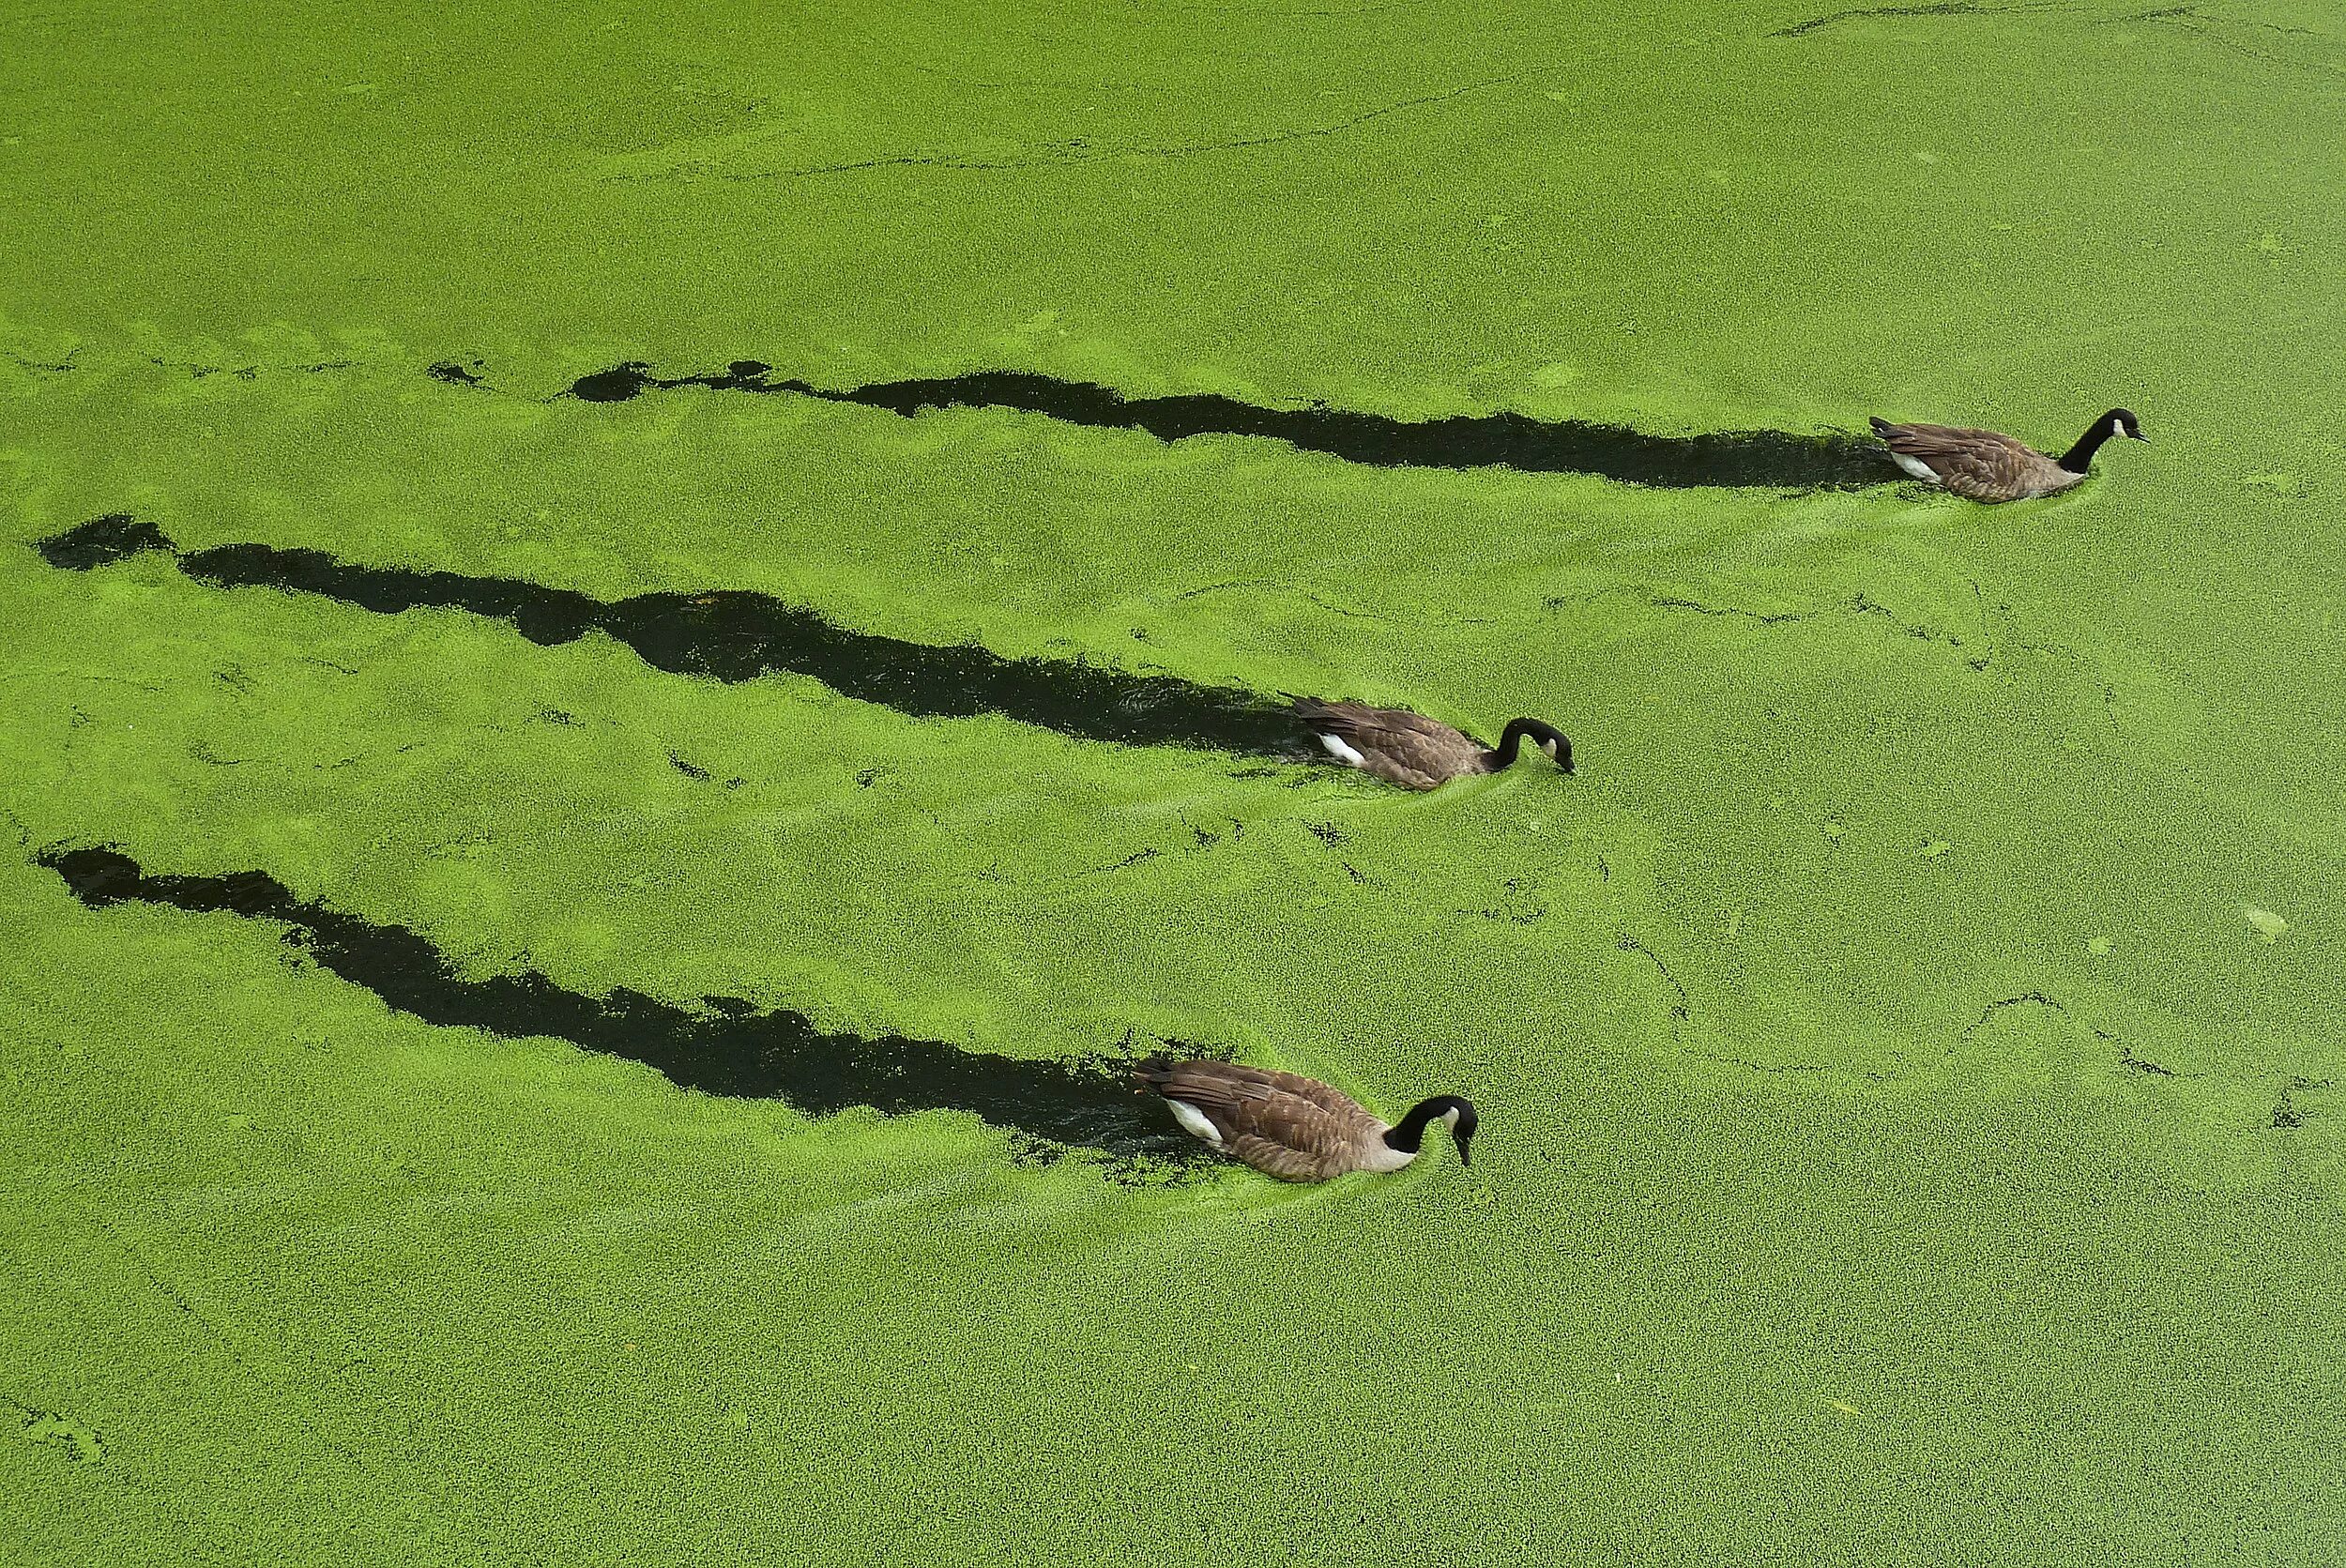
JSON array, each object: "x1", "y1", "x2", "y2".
[{"x1": 6, "y1": 1, "x2": 2346, "y2": 1561}]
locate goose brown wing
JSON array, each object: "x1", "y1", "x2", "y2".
[
  {"x1": 1224, "y1": 1133, "x2": 1355, "y2": 1182},
  {"x1": 1290, "y1": 699, "x2": 1486, "y2": 788},
  {"x1": 1145, "y1": 1061, "x2": 1386, "y2": 1178},
  {"x1": 1870, "y1": 419, "x2": 1996, "y2": 454},
  {"x1": 1870, "y1": 419, "x2": 2058, "y2": 502}
]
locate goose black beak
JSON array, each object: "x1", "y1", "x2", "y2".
[
  {"x1": 2132, "y1": 431, "x2": 2151, "y2": 444},
  {"x1": 1456, "y1": 1139, "x2": 1472, "y2": 1168}
]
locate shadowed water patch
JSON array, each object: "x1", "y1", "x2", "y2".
[
  {"x1": 37, "y1": 845, "x2": 1206, "y2": 1171},
  {"x1": 34, "y1": 516, "x2": 1315, "y2": 760},
  {"x1": 558, "y1": 361, "x2": 1890, "y2": 490}
]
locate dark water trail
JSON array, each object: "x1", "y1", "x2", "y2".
[
  {"x1": 34, "y1": 516, "x2": 1316, "y2": 760},
  {"x1": 560, "y1": 360, "x2": 1890, "y2": 490},
  {"x1": 38, "y1": 845, "x2": 1204, "y2": 1169}
]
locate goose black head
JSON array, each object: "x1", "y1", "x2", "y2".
[
  {"x1": 2061, "y1": 408, "x2": 2151, "y2": 473},
  {"x1": 1422, "y1": 1095, "x2": 1478, "y2": 1166},
  {"x1": 1440, "y1": 1096, "x2": 1479, "y2": 1167},
  {"x1": 1386, "y1": 1094, "x2": 1479, "y2": 1165},
  {"x1": 1498, "y1": 718, "x2": 1574, "y2": 774}
]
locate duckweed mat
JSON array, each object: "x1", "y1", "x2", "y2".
[{"x1": 5, "y1": 2, "x2": 2343, "y2": 1563}]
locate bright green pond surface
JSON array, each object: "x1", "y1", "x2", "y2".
[{"x1": 6, "y1": 1, "x2": 2344, "y2": 1561}]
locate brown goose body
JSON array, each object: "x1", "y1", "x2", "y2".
[
  {"x1": 1290, "y1": 697, "x2": 1571, "y2": 791},
  {"x1": 1869, "y1": 407, "x2": 2147, "y2": 503},
  {"x1": 1135, "y1": 1058, "x2": 1474, "y2": 1181}
]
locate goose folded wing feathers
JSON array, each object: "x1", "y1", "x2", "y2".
[
  {"x1": 1293, "y1": 701, "x2": 1487, "y2": 787},
  {"x1": 1871, "y1": 420, "x2": 2050, "y2": 501},
  {"x1": 1295, "y1": 699, "x2": 1453, "y2": 746},
  {"x1": 1149, "y1": 1058, "x2": 1280, "y2": 1105},
  {"x1": 1153, "y1": 1064, "x2": 1382, "y2": 1146},
  {"x1": 1871, "y1": 419, "x2": 1993, "y2": 456},
  {"x1": 1226, "y1": 1132, "x2": 1353, "y2": 1182}
]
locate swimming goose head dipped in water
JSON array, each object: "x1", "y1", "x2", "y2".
[
  {"x1": 1288, "y1": 696, "x2": 1572, "y2": 791},
  {"x1": 1135, "y1": 1058, "x2": 1477, "y2": 1181}
]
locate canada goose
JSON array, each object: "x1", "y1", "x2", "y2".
[
  {"x1": 1290, "y1": 696, "x2": 1572, "y2": 791},
  {"x1": 1868, "y1": 407, "x2": 2148, "y2": 502},
  {"x1": 1134, "y1": 1058, "x2": 1476, "y2": 1180}
]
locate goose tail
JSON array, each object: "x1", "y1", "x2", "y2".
[{"x1": 1284, "y1": 692, "x2": 1339, "y2": 722}]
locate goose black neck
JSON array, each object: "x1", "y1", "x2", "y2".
[
  {"x1": 1383, "y1": 1095, "x2": 1470, "y2": 1153},
  {"x1": 1484, "y1": 717, "x2": 1566, "y2": 772},
  {"x1": 1487, "y1": 719, "x2": 1538, "y2": 769},
  {"x1": 2057, "y1": 419, "x2": 2116, "y2": 474}
]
